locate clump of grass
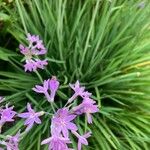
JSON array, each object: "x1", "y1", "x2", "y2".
[{"x1": 0, "y1": 0, "x2": 150, "y2": 149}]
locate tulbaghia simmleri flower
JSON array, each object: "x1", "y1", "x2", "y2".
[
  {"x1": 68, "y1": 81, "x2": 91, "y2": 104},
  {"x1": 49, "y1": 76, "x2": 60, "y2": 102},
  {"x1": 52, "y1": 108, "x2": 77, "y2": 138},
  {"x1": 72, "y1": 131, "x2": 91, "y2": 150},
  {"x1": 41, "y1": 134, "x2": 71, "y2": 150},
  {"x1": 6, "y1": 131, "x2": 20, "y2": 150},
  {"x1": 19, "y1": 33, "x2": 47, "y2": 72},
  {"x1": 0, "y1": 104, "x2": 16, "y2": 132},
  {"x1": 24, "y1": 59, "x2": 48, "y2": 72},
  {"x1": 72, "y1": 98, "x2": 99, "y2": 124},
  {"x1": 32, "y1": 79, "x2": 50, "y2": 100},
  {"x1": 26, "y1": 33, "x2": 46, "y2": 55},
  {"x1": 33, "y1": 77, "x2": 59, "y2": 102},
  {"x1": 18, "y1": 103, "x2": 44, "y2": 131}
]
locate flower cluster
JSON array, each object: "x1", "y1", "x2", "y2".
[
  {"x1": 38, "y1": 80, "x2": 99, "y2": 150},
  {"x1": 19, "y1": 34, "x2": 48, "y2": 72},
  {"x1": 18, "y1": 103, "x2": 44, "y2": 131},
  {"x1": 0, "y1": 34, "x2": 99, "y2": 150}
]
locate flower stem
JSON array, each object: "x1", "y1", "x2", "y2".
[
  {"x1": 34, "y1": 70, "x2": 43, "y2": 83},
  {"x1": 84, "y1": 117, "x2": 88, "y2": 133},
  {"x1": 50, "y1": 102, "x2": 56, "y2": 113}
]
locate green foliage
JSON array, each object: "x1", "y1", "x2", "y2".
[{"x1": 0, "y1": 0, "x2": 150, "y2": 149}]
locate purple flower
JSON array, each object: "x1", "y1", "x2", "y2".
[
  {"x1": 35, "y1": 59, "x2": 48, "y2": 69},
  {"x1": 18, "y1": 103, "x2": 44, "y2": 131},
  {"x1": 72, "y1": 98, "x2": 99, "y2": 124},
  {"x1": 33, "y1": 79, "x2": 51, "y2": 101},
  {"x1": 68, "y1": 81, "x2": 91, "y2": 103},
  {"x1": 24, "y1": 59, "x2": 37, "y2": 72},
  {"x1": 0, "y1": 104, "x2": 16, "y2": 129},
  {"x1": 5, "y1": 131, "x2": 20, "y2": 150},
  {"x1": 27, "y1": 33, "x2": 40, "y2": 44},
  {"x1": 72, "y1": 131, "x2": 91, "y2": 150},
  {"x1": 19, "y1": 44, "x2": 32, "y2": 58},
  {"x1": 51, "y1": 108, "x2": 77, "y2": 138},
  {"x1": 41, "y1": 134, "x2": 71, "y2": 150},
  {"x1": 19, "y1": 33, "x2": 47, "y2": 72},
  {"x1": 33, "y1": 77, "x2": 59, "y2": 102},
  {"x1": 49, "y1": 76, "x2": 60, "y2": 102},
  {"x1": 24, "y1": 59, "x2": 48, "y2": 72}
]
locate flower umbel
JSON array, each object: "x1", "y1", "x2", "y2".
[
  {"x1": 18, "y1": 103, "x2": 44, "y2": 131},
  {"x1": 19, "y1": 33, "x2": 47, "y2": 72}
]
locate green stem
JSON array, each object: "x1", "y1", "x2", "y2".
[
  {"x1": 50, "y1": 102, "x2": 56, "y2": 113},
  {"x1": 34, "y1": 70, "x2": 43, "y2": 83},
  {"x1": 84, "y1": 117, "x2": 88, "y2": 133}
]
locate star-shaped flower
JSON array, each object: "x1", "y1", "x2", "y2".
[
  {"x1": 72, "y1": 131, "x2": 91, "y2": 150},
  {"x1": 0, "y1": 104, "x2": 16, "y2": 127},
  {"x1": 18, "y1": 103, "x2": 44, "y2": 131},
  {"x1": 49, "y1": 76, "x2": 60, "y2": 102},
  {"x1": 24, "y1": 59, "x2": 48, "y2": 72},
  {"x1": 72, "y1": 98, "x2": 99, "y2": 124},
  {"x1": 51, "y1": 108, "x2": 77, "y2": 138},
  {"x1": 68, "y1": 81, "x2": 91, "y2": 104},
  {"x1": 41, "y1": 134, "x2": 71, "y2": 150},
  {"x1": 6, "y1": 131, "x2": 20, "y2": 150},
  {"x1": 33, "y1": 77, "x2": 59, "y2": 102}
]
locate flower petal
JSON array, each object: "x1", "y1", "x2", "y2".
[
  {"x1": 18, "y1": 113, "x2": 30, "y2": 118},
  {"x1": 41, "y1": 137, "x2": 52, "y2": 145},
  {"x1": 67, "y1": 122, "x2": 78, "y2": 131},
  {"x1": 34, "y1": 117, "x2": 41, "y2": 124},
  {"x1": 66, "y1": 115, "x2": 76, "y2": 122}
]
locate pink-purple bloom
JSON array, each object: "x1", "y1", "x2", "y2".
[
  {"x1": 0, "y1": 131, "x2": 20, "y2": 150},
  {"x1": 0, "y1": 104, "x2": 16, "y2": 131},
  {"x1": 72, "y1": 131, "x2": 91, "y2": 150},
  {"x1": 6, "y1": 131, "x2": 20, "y2": 150},
  {"x1": 26, "y1": 33, "x2": 47, "y2": 55},
  {"x1": 24, "y1": 59, "x2": 48, "y2": 72},
  {"x1": 0, "y1": 78, "x2": 98, "y2": 150},
  {"x1": 33, "y1": 77, "x2": 59, "y2": 102},
  {"x1": 41, "y1": 134, "x2": 71, "y2": 150},
  {"x1": 18, "y1": 103, "x2": 44, "y2": 131},
  {"x1": 49, "y1": 76, "x2": 60, "y2": 102},
  {"x1": 68, "y1": 81, "x2": 91, "y2": 103},
  {"x1": 19, "y1": 33, "x2": 47, "y2": 72},
  {"x1": 51, "y1": 108, "x2": 77, "y2": 138},
  {"x1": 72, "y1": 98, "x2": 99, "y2": 124}
]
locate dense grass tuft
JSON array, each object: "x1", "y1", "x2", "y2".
[{"x1": 0, "y1": 0, "x2": 150, "y2": 149}]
